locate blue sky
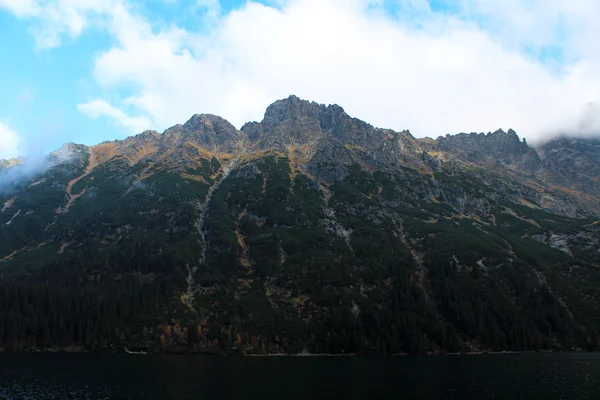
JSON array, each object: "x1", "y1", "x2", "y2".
[
  {"x1": 0, "y1": 0, "x2": 598, "y2": 159},
  {"x1": 0, "y1": 0, "x2": 265, "y2": 156}
]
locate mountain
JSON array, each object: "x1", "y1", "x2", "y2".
[
  {"x1": 538, "y1": 137, "x2": 600, "y2": 198},
  {"x1": 0, "y1": 158, "x2": 22, "y2": 170},
  {"x1": 1, "y1": 95, "x2": 599, "y2": 355}
]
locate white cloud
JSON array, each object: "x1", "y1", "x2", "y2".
[
  {"x1": 79, "y1": 0, "x2": 600, "y2": 142},
  {"x1": 578, "y1": 103, "x2": 600, "y2": 135},
  {"x1": 3, "y1": 0, "x2": 600, "y2": 142},
  {"x1": 0, "y1": 122, "x2": 21, "y2": 159},
  {"x1": 197, "y1": 0, "x2": 221, "y2": 18},
  {"x1": 77, "y1": 99, "x2": 152, "y2": 133},
  {"x1": 0, "y1": 0, "x2": 40, "y2": 17},
  {"x1": 0, "y1": 0, "x2": 123, "y2": 49}
]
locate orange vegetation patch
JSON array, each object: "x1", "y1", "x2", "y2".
[
  {"x1": 503, "y1": 208, "x2": 541, "y2": 227},
  {"x1": 425, "y1": 150, "x2": 448, "y2": 161},
  {"x1": 90, "y1": 142, "x2": 123, "y2": 165},
  {"x1": 0, "y1": 250, "x2": 18, "y2": 263},
  {"x1": 344, "y1": 144, "x2": 367, "y2": 152},
  {"x1": 92, "y1": 140, "x2": 156, "y2": 167},
  {"x1": 522, "y1": 179, "x2": 549, "y2": 193},
  {"x1": 5, "y1": 209, "x2": 21, "y2": 226},
  {"x1": 58, "y1": 241, "x2": 75, "y2": 254},
  {"x1": 235, "y1": 209, "x2": 252, "y2": 269},
  {"x1": 502, "y1": 239, "x2": 516, "y2": 256},
  {"x1": 32, "y1": 240, "x2": 52, "y2": 250},
  {"x1": 1, "y1": 196, "x2": 16, "y2": 213},
  {"x1": 286, "y1": 145, "x2": 315, "y2": 160},
  {"x1": 241, "y1": 149, "x2": 284, "y2": 165},
  {"x1": 29, "y1": 178, "x2": 46, "y2": 188},
  {"x1": 284, "y1": 145, "x2": 320, "y2": 193},
  {"x1": 445, "y1": 213, "x2": 468, "y2": 221},
  {"x1": 128, "y1": 146, "x2": 158, "y2": 166},
  {"x1": 262, "y1": 175, "x2": 268, "y2": 194},
  {"x1": 181, "y1": 173, "x2": 208, "y2": 184},
  {"x1": 547, "y1": 183, "x2": 594, "y2": 200},
  {"x1": 62, "y1": 148, "x2": 101, "y2": 211},
  {"x1": 519, "y1": 198, "x2": 540, "y2": 209},
  {"x1": 365, "y1": 187, "x2": 384, "y2": 199},
  {"x1": 91, "y1": 141, "x2": 157, "y2": 166},
  {"x1": 185, "y1": 142, "x2": 232, "y2": 161}
]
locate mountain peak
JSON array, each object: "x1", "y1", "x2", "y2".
[
  {"x1": 488, "y1": 128, "x2": 518, "y2": 139},
  {"x1": 161, "y1": 113, "x2": 245, "y2": 153},
  {"x1": 241, "y1": 95, "x2": 367, "y2": 152},
  {"x1": 437, "y1": 127, "x2": 540, "y2": 171},
  {"x1": 262, "y1": 95, "x2": 325, "y2": 124},
  {"x1": 183, "y1": 113, "x2": 233, "y2": 129},
  {"x1": 0, "y1": 157, "x2": 22, "y2": 170}
]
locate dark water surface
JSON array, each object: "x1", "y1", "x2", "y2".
[{"x1": 1, "y1": 353, "x2": 599, "y2": 399}]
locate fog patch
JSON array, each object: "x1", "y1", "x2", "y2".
[
  {"x1": 132, "y1": 181, "x2": 149, "y2": 191},
  {"x1": 534, "y1": 103, "x2": 600, "y2": 145},
  {"x1": 0, "y1": 143, "x2": 77, "y2": 194},
  {"x1": 578, "y1": 103, "x2": 600, "y2": 136}
]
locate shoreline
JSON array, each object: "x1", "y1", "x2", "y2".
[{"x1": 0, "y1": 346, "x2": 590, "y2": 357}]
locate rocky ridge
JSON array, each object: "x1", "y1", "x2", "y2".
[{"x1": 0, "y1": 95, "x2": 599, "y2": 355}]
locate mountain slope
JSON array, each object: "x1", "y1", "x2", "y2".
[{"x1": 0, "y1": 95, "x2": 599, "y2": 354}]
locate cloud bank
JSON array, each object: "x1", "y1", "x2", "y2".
[
  {"x1": 0, "y1": 141, "x2": 77, "y2": 194},
  {"x1": 0, "y1": 122, "x2": 20, "y2": 160},
  {"x1": 78, "y1": 99, "x2": 152, "y2": 133},
  {"x1": 2, "y1": 0, "x2": 600, "y2": 143},
  {"x1": 0, "y1": 120, "x2": 74, "y2": 193}
]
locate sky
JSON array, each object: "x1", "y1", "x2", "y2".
[{"x1": 0, "y1": 0, "x2": 599, "y2": 159}]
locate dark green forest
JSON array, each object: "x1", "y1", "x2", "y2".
[{"x1": 1, "y1": 151, "x2": 599, "y2": 355}]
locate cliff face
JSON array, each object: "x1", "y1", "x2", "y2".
[
  {"x1": 437, "y1": 129, "x2": 542, "y2": 173},
  {"x1": 0, "y1": 95, "x2": 599, "y2": 355},
  {"x1": 538, "y1": 137, "x2": 600, "y2": 197}
]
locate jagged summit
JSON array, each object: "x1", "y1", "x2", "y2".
[
  {"x1": 0, "y1": 95, "x2": 583, "y2": 170},
  {"x1": 184, "y1": 113, "x2": 244, "y2": 151},
  {"x1": 436, "y1": 126, "x2": 540, "y2": 173},
  {"x1": 0, "y1": 158, "x2": 22, "y2": 170},
  {"x1": 2, "y1": 94, "x2": 600, "y2": 204},
  {"x1": 263, "y1": 95, "x2": 328, "y2": 122},
  {"x1": 241, "y1": 95, "x2": 361, "y2": 150},
  {"x1": 438, "y1": 128, "x2": 525, "y2": 143},
  {"x1": 2, "y1": 95, "x2": 600, "y2": 209},
  {"x1": 161, "y1": 113, "x2": 245, "y2": 154}
]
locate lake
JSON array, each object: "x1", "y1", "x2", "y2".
[{"x1": 0, "y1": 353, "x2": 599, "y2": 399}]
